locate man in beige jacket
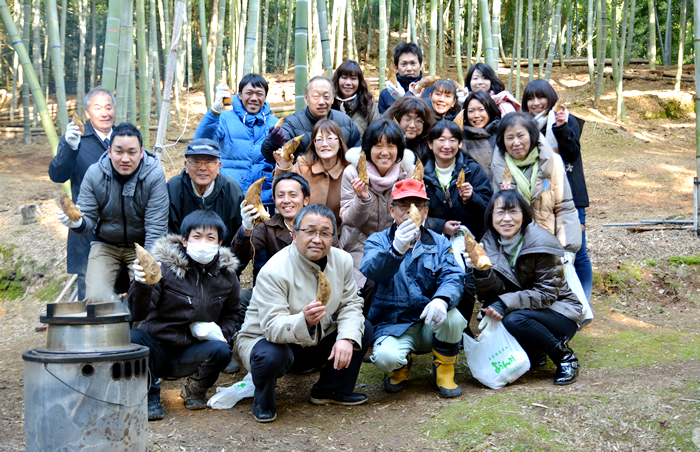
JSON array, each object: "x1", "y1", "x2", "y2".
[{"x1": 237, "y1": 204, "x2": 372, "y2": 423}]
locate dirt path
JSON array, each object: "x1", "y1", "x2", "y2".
[{"x1": 1, "y1": 66, "x2": 700, "y2": 451}]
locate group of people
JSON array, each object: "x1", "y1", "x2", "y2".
[{"x1": 49, "y1": 41, "x2": 591, "y2": 425}]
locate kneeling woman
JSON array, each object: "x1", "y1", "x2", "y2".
[{"x1": 471, "y1": 190, "x2": 584, "y2": 385}]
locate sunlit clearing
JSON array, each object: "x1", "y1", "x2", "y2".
[{"x1": 609, "y1": 310, "x2": 658, "y2": 329}]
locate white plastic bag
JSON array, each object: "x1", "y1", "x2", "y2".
[
  {"x1": 207, "y1": 373, "x2": 255, "y2": 409},
  {"x1": 462, "y1": 317, "x2": 530, "y2": 389},
  {"x1": 189, "y1": 321, "x2": 227, "y2": 342},
  {"x1": 450, "y1": 226, "x2": 474, "y2": 272},
  {"x1": 562, "y1": 255, "x2": 594, "y2": 329}
]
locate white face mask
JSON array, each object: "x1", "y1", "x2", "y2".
[{"x1": 186, "y1": 242, "x2": 219, "y2": 265}]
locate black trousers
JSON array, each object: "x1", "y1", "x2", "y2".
[
  {"x1": 130, "y1": 329, "x2": 231, "y2": 400},
  {"x1": 249, "y1": 319, "x2": 374, "y2": 411},
  {"x1": 502, "y1": 308, "x2": 578, "y2": 353}
]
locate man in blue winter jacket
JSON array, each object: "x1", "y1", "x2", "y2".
[
  {"x1": 360, "y1": 179, "x2": 467, "y2": 398},
  {"x1": 194, "y1": 74, "x2": 278, "y2": 209}
]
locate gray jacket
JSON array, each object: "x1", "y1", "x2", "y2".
[{"x1": 75, "y1": 151, "x2": 169, "y2": 251}]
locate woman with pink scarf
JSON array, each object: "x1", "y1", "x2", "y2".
[
  {"x1": 339, "y1": 119, "x2": 417, "y2": 315},
  {"x1": 465, "y1": 63, "x2": 521, "y2": 118}
]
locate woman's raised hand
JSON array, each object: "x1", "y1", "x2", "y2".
[
  {"x1": 351, "y1": 178, "x2": 370, "y2": 201},
  {"x1": 273, "y1": 149, "x2": 292, "y2": 170},
  {"x1": 458, "y1": 182, "x2": 473, "y2": 202}
]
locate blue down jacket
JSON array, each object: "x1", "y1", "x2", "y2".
[
  {"x1": 194, "y1": 94, "x2": 278, "y2": 206},
  {"x1": 360, "y1": 224, "x2": 465, "y2": 340}
]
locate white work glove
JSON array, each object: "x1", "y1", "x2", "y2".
[
  {"x1": 461, "y1": 251, "x2": 476, "y2": 269},
  {"x1": 211, "y1": 83, "x2": 231, "y2": 114},
  {"x1": 385, "y1": 80, "x2": 405, "y2": 100},
  {"x1": 58, "y1": 207, "x2": 83, "y2": 229},
  {"x1": 562, "y1": 251, "x2": 576, "y2": 265},
  {"x1": 240, "y1": 200, "x2": 260, "y2": 232},
  {"x1": 392, "y1": 219, "x2": 420, "y2": 254},
  {"x1": 420, "y1": 298, "x2": 448, "y2": 328},
  {"x1": 65, "y1": 122, "x2": 82, "y2": 150},
  {"x1": 132, "y1": 258, "x2": 148, "y2": 285}
]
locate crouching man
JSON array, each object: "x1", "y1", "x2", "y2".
[
  {"x1": 127, "y1": 210, "x2": 241, "y2": 421},
  {"x1": 236, "y1": 204, "x2": 372, "y2": 423},
  {"x1": 360, "y1": 179, "x2": 467, "y2": 397}
]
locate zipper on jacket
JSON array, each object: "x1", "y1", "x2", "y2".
[
  {"x1": 121, "y1": 193, "x2": 128, "y2": 245},
  {"x1": 168, "y1": 287, "x2": 193, "y2": 304}
]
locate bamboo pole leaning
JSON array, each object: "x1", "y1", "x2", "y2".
[{"x1": 46, "y1": 0, "x2": 69, "y2": 135}]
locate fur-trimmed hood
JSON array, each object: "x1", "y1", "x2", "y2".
[
  {"x1": 345, "y1": 146, "x2": 416, "y2": 176},
  {"x1": 151, "y1": 234, "x2": 240, "y2": 280}
]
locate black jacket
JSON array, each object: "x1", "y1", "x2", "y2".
[
  {"x1": 48, "y1": 121, "x2": 110, "y2": 273},
  {"x1": 423, "y1": 152, "x2": 493, "y2": 241},
  {"x1": 127, "y1": 235, "x2": 242, "y2": 348},
  {"x1": 547, "y1": 115, "x2": 589, "y2": 208},
  {"x1": 461, "y1": 119, "x2": 500, "y2": 185},
  {"x1": 167, "y1": 169, "x2": 244, "y2": 246},
  {"x1": 261, "y1": 107, "x2": 362, "y2": 163}
]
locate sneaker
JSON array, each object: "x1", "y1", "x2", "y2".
[
  {"x1": 309, "y1": 385, "x2": 368, "y2": 406},
  {"x1": 148, "y1": 397, "x2": 164, "y2": 421},
  {"x1": 252, "y1": 397, "x2": 277, "y2": 423}
]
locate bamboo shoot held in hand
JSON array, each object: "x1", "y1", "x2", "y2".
[
  {"x1": 453, "y1": 110, "x2": 465, "y2": 129},
  {"x1": 135, "y1": 243, "x2": 162, "y2": 284},
  {"x1": 59, "y1": 191, "x2": 83, "y2": 222},
  {"x1": 501, "y1": 167, "x2": 513, "y2": 190},
  {"x1": 275, "y1": 117, "x2": 284, "y2": 128},
  {"x1": 415, "y1": 75, "x2": 441, "y2": 92},
  {"x1": 412, "y1": 159, "x2": 424, "y2": 181},
  {"x1": 72, "y1": 113, "x2": 84, "y2": 134},
  {"x1": 244, "y1": 177, "x2": 271, "y2": 228},
  {"x1": 409, "y1": 203, "x2": 423, "y2": 228},
  {"x1": 464, "y1": 234, "x2": 492, "y2": 270},
  {"x1": 357, "y1": 153, "x2": 369, "y2": 184},
  {"x1": 457, "y1": 169, "x2": 465, "y2": 187},
  {"x1": 316, "y1": 271, "x2": 331, "y2": 306},
  {"x1": 280, "y1": 134, "x2": 304, "y2": 163}
]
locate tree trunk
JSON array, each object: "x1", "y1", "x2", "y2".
[
  {"x1": 261, "y1": 0, "x2": 270, "y2": 73},
  {"x1": 60, "y1": 0, "x2": 65, "y2": 61},
  {"x1": 11, "y1": 0, "x2": 20, "y2": 123},
  {"x1": 466, "y1": 0, "x2": 472, "y2": 73},
  {"x1": 115, "y1": 0, "x2": 134, "y2": 125},
  {"x1": 694, "y1": 0, "x2": 700, "y2": 179},
  {"x1": 594, "y1": 0, "x2": 607, "y2": 106},
  {"x1": 346, "y1": 0, "x2": 354, "y2": 61},
  {"x1": 77, "y1": 0, "x2": 86, "y2": 107},
  {"x1": 675, "y1": 0, "x2": 687, "y2": 91},
  {"x1": 230, "y1": 0, "x2": 237, "y2": 83},
  {"x1": 149, "y1": 0, "x2": 162, "y2": 119},
  {"x1": 283, "y1": 0, "x2": 292, "y2": 74},
  {"x1": 295, "y1": 0, "x2": 309, "y2": 111},
  {"x1": 647, "y1": 0, "x2": 656, "y2": 69},
  {"x1": 663, "y1": 0, "x2": 671, "y2": 66},
  {"x1": 89, "y1": 0, "x2": 96, "y2": 88},
  {"x1": 216, "y1": 0, "x2": 227, "y2": 79},
  {"x1": 491, "y1": 0, "x2": 502, "y2": 64},
  {"x1": 335, "y1": 0, "x2": 346, "y2": 68},
  {"x1": 136, "y1": 0, "x2": 150, "y2": 148},
  {"x1": 317, "y1": 0, "x2": 332, "y2": 75},
  {"x1": 544, "y1": 0, "x2": 561, "y2": 80},
  {"x1": 208, "y1": 0, "x2": 220, "y2": 87},
  {"x1": 386, "y1": 0, "x2": 392, "y2": 63},
  {"x1": 537, "y1": 0, "x2": 551, "y2": 79},
  {"x1": 566, "y1": 18, "x2": 571, "y2": 58},
  {"x1": 409, "y1": 0, "x2": 417, "y2": 45},
  {"x1": 22, "y1": 0, "x2": 31, "y2": 142},
  {"x1": 238, "y1": 0, "x2": 249, "y2": 81},
  {"x1": 366, "y1": 0, "x2": 373, "y2": 62},
  {"x1": 455, "y1": 0, "x2": 463, "y2": 82},
  {"x1": 439, "y1": 0, "x2": 444, "y2": 70},
  {"x1": 610, "y1": 0, "x2": 619, "y2": 86},
  {"x1": 101, "y1": 0, "x2": 121, "y2": 92},
  {"x1": 617, "y1": 0, "x2": 628, "y2": 118},
  {"x1": 587, "y1": 0, "x2": 595, "y2": 82},
  {"x1": 379, "y1": 0, "x2": 387, "y2": 89},
  {"x1": 129, "y1": 39, "x2": 138, "y2": 125},
  {"x1": 478, "y1": 0, "x2": 496, "y2": 69},
  {"x1": 625, "y1": 0, "x2": 636, "y2": 66},
  {"x1": 47, "y1": 0, "x2": 68, "y2": 134},
  {"x1": 199, "y1": 0, "x2": 212, "y2": 107},
  {"x1": 273, "y1": 0, "x2": 280, "y2": 67},
  {"x1": 515, "y1": 0, "x2": 524, "y2": 98},
  {"x1": 429, "y1": 0, "x2": 437, "y2": 74}
]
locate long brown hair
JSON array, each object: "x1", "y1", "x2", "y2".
[
  {"x1": 305, "y1": 119, "x2": 349, "y2": 166},
  {"x1": 332, "y1": 60, "x2": 374, "y2": 117}
]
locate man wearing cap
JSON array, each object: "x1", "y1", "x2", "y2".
[
  {"x1": 167, "y1": 138, "x2": 244, "y2": 247},
  {"x1": 360, "y1": 178, "x2": 467, "y2": 398}
]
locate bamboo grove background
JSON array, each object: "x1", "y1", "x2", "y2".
[{"x1": 0, "y1": 0, "x2": 696, "y2": 151}]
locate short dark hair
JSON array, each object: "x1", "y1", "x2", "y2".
[
  {"x1": 393, "y1": 42, "x2": 423, "y2": 67},
  {"x1": 361, "y1": 118, "x2": 406, "y2": 163},
  {"x1": 462, "y1": 91, "x2": 501, "y2": 126},
  {"x1": 426, "y1": 120, "x2": 463, "y2": 144},
  {"x1": 238, "y1": 73, "x2": 269, "y2": 95},
  {"x1": 306, "y1": 119, "x2": 349, "y2": 166},
  {"x1": 383, "y1": 96, "x2": 436, "y2": 141},
  {"x1": 180, "y1": 210, "x2": 227, "y2": 243},
  {"x1": 484, "y1": 190, "x2": 533, "y2": 236},
  {"x1": 293, "y1": 203, "x2": 337, "y2": 235},
  {"x1": 495, "y1": 112, "x2": 540, "y2": 156},
  {"x1": 84, "y1": 87, "x2": 115, "y2": 110},
  {"x1": 272, "y1": 172, "x2": 311, "y2": 199},
  {"x1": 111, "y1": 122, "x2": 143, "y2": 148},
  {"x1": 465, "y1": 63, "x2": 505, "y2": 94},
  {"x1": 305, "y1": 75, "x2": 334, "y2": 96},
  {"x1": 521, "y1": 79, "x2": 559, "y2": 114},
  {"x1": 332, "y1": 60, "x2": 374, "y2": 117}
]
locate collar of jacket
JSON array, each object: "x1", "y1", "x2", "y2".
[
  {"x1": 309, "y1": 155, "x2": 345, "y2": 180},
  {"x1": 97, "y1": 149, "x2": 159, "y2": 196},
  {"x1": 304, "y1": 107, "x2": 333, "y2": 126},
  {"x1": 232, "y1": 94, "x2": 271, "y2": 127},
  {"x1": 423, "y1": 152, "x2": 471, "y2": 187},
  {"x1": 151, "y1": 234, "x2": 240, "y2": 280},
  {"x1": 463, "y1": 121, "x2": 498, "y2": 140},
  {"x1": 289, "y1": 240, "x2": 330, "y2": 273},
  {"x1": 84, "y1": 121, "x2": 114, "y2": 149},
  {"x1": 179, "y1": 169, "x2": 224, "y2": 201},
  {"x1": 266, "y1": 213, "x2": 294, "y2": 242}
]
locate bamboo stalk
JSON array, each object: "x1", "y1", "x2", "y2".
[
  {"x1": 675, "y1": 0, "x2": 688, "y2": 91},
  {"x1": 379, "y1": 0, "x2": 387, "y2": 89},
  {"x1": 544, "y1": 0, "x2": 561, "y2": 80},
  {"x1": 216, "y1": 0, "x2": 227, "y2": 80},
  {"x1": 115, "y1": 0, "x2": 134, "y2": 124},
  {"x1": 617, "y1": 0, "x2": 628, "y2": 119},
  {"x1": 101, "y1": 0, "x2": 121, "y2": 92},
  {"x1": 77, "y1": 0, "x2": 86, "y2": 109},
  {"x1": 283, "y1": 0, "x2": 292, "y2": 74},
  {"x1": 317, "y1": 0, "x2": 332, "y2": 76},
  {"x1": 199, "y1": 0, "x2": 212, "y2": 108},
  {"x1": 478, "y1": 0, "x2": 496, "y2": 69},
  {"x1": 429, "y1": 0, "x2": 437, "y2": 75},
  {"x1": 295, "y1": 0, "x2": 309, "y2": 111},
  {"x1": 89, "y1": 0, "x2": 96, "y2": 87},
  {"x1": 46, "y1": 0, "x2": 68, "y2": 134},
  {"x1": 455, "y1": 0, "x2": 463, "y2": 82},
  {"x1": 22, "y1": 0, "x2": 30, "y2": 143},
  {"x1": 136, "y1": 0, "x2": 151, "y2": 149}
]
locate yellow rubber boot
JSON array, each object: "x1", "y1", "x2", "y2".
[
  {"x1": 384, "y1": 354, "x2": 412, "y2": 393},
  {"x1": 432, "y1": 350, "x2": 463, "y2": 398}
]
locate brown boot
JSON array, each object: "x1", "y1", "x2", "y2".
[{"x1": 180, "y1": 375, "x2": 208, "y2": 410}]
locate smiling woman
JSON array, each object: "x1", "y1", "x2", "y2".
[
  {"x1": 332, "y1": 60, "x2": 380, "y2": 134},
  {"x1": 461, "y1": 91, "x2": 502, "y2": 184}
]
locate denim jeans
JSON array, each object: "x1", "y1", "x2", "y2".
[
  {"x1": 575, "y1": 208, "x2": 593, "y2": 301},
  {"x1": 502, "y1": 308, "x2": 578, "y2": 353}
]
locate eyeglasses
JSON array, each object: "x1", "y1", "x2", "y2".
[
  {"x1": 187, "y1": 158, "x2": 218, "y2": 168},
  {"x1": 297, "y1": 228, "x2": 334, "y2": 240},
  {"x1": 494, "y1": 208, "x2": 523, "y2": 218},
  {"x1": 400, "y1": 117, "x2": 424, "y2": 126},
  {"x1": 313, "y1": 136, "x2": 339, "y2": 146}
]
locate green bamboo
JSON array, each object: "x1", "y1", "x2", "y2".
[
  {"x1": 149, "y1": 0, "x2": 162, "y2": 118},
  {"x1": 11, "y1": 0, "x2": 20, "y2": 123},
  {"x1": 102, "y1": 0, "x2": 121, "y2": 91},
  {"x1": 115, "y1": 0, "x2": 134, "y2": 124},
  {"x1": 261, "y1": 0, "x2": 269, "y2": 72},
  {"x1": 438, "y1": 0, "x2": 444, "y2": 70},
  {"x1": 46, "y1": 0, "x2": 69, "y2": 134},
  {"x1": 527, "y1": 0, "x2": 533, "y2": 81},
  {"x1": 89, "y1": 0, "x2": 96, "y2": 88},
  {"x1": 429, "y1": 0, "x2": 437, "y2": 74},
  {"x1": 478, "y1": 0, "x2": 496, "y2": 69},
  {"x1": 647, "y1": 0, "x2": 656, "y2": 69},
  {"x1": 199, "y1": 0, "x2": 212, "y2": 107},
  {"x1": 625, "y1": 0, "x2": 636, "y2": 66},
  {"x1": 515, "y1": 0, "x2": 523, "y2": 99},
  {"x1": 544, "y1": 0, "x2": 561, "y2": 80},
  {"x1": 243, "y1": 0, "x2": 260, "y2": 75},
  {"x1": 317, "y1": 0, "x2": 332, "y2": 75},
  {"x1": 346, "y1": 0, "x2": 354, "y2": 61},
  {"x1": 283, "y1": 0, "x2": 292, "y2": 74},
  {"x1": 408, "y1": 0, "x2": 416, "y2": 43},
  {"x1": 610, "y1": 0, "x2": 618, "y2": 85},
  {"x1": 594, "y1": 0, "x2": 607, "y2": 106},
  {"x1": 617, "y1": 0, "x2": 628, "y2": 118},
  {"x1": 60, "y1": 0, "x2": 65, "y2": 60},
  {"x1": 208, "y1": 0, "x2": 220, "y2": 84},
  {"x1": 694, "y1": 0, "x2": 700, "y2": 179},
  {"x1": 675, "y1": 0, "x2": 688, "y2": 91},
  {"x1": 587, "y1": 0, "x2": 595, "y2": 82},
  {"x1": 129, "y1": 39, "x2": 138, "y2": 125},
  {"x1": 491, "y1": 0, "x2": 502, "y2": 64},
  {"x1": 216, "y1": 0, "x2": 227, "y2": 80},
  {"x1": 31, "y1": 0, "x2": 41, "y2": 125},
  {"x1": 22, "y1": 0, "x2": 31, "y2": 143},
  {"x1": 455, "y1": 0, "x2": 463, "y2": 82},
  {"x1": 77, "y1": 0, "x2": 86, "y2": 113},
  {"x1": 379, "y1": 0, "x2": 387, "y2": 89},
  {"x1": 335, "y1": 0, "x2": 345, "y2": 68},
  {"x1": 273, "y1": 0, "x2": 280, "y2": 66},
  {"x1": 365, "y1": 0, "x2": 373, "y2": 62},
  {"x1": 537, "y1": 1, "x2": 550, "y2": 79},
  {"x1": 466, "y1": 0, "x2": 473, "y2": 72},
  {"x1": 136, "y1": 0, "x2": 150, "y2": 148},
  {"x1": 295, "y1": 0, "x2": 309, "y2": 111}
]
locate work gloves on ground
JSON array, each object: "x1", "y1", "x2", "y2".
[
  {"x1": 132, "y1": 258, "x2": 148, "y2": 285},
  {"x1": 268, "y1": 126, "x2": 287, "y2": 149},
  {"x1": 392, "y1": 219, "x2": 420, "y2": 255},
  {"x1": 240, "y1": 200, "x2": 260, "y2": 232},
  {"x1": 211, "y1": 83, "x2": 231, "y2": 115},
  {"x1": 420, "y1": 298, "x2": 448, "y2": 328},
  {"x1": 65, "y1": 122, "x2": 82, "y2": 150},
  {"x1": 58, "y1": 207, "x2": 83, "y2": 229}
]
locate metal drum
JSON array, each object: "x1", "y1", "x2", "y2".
[{"x1": 23, "y1": 301, "x2": 149, "y2": 452}]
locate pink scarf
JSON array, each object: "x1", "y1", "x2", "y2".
[
  {"x1": 367, "y1": 159, "x2": 401, "y2": 192},
  {"x1": 491, "y1": 91, "x2": 522, "y2": 118}
]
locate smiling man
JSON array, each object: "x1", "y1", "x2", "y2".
[
  {"x1": 378, "y1": 42, "x2": 426, "y2": 114},
  {"x1": 167, "y1": 138, "x2": 243, "y2": 247},
  {"x1": 236, "y1": 204, "x2": 372, "y2": 423},
  {"x1": 261, "y1": 76, "x2": 361, "y2": 164},
  {"x1": 58, "y1": 122, "x2": 169, "y2": 301}
]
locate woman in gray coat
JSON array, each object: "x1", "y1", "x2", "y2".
[
  {"x1": 332, "y1": 60, "x2": 381, "y2": 134},
  {"x1": 467, "y1": 190, "x2": 584, "y2": 385},
  {"x1": 461, "y1": 91, "x2": 501, "y2": 184}
]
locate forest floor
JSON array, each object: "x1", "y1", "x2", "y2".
[{"x1": 1, "y1": 64, "x2": 700, "y2": 451}]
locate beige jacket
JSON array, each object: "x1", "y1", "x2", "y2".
[
  {"x1": 491, "y1": 135, "x2": 581, "y2": 253},
  {"x1": 236, "y1": 245, "x2": 365, "y2": 371},
  {"x1": 339, "y1": 147, "x2": 416, "y2": 288}
]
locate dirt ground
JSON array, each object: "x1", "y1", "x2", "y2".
[{"x1": 1, "y1": 64, "x2": 700, "y2": 451}]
